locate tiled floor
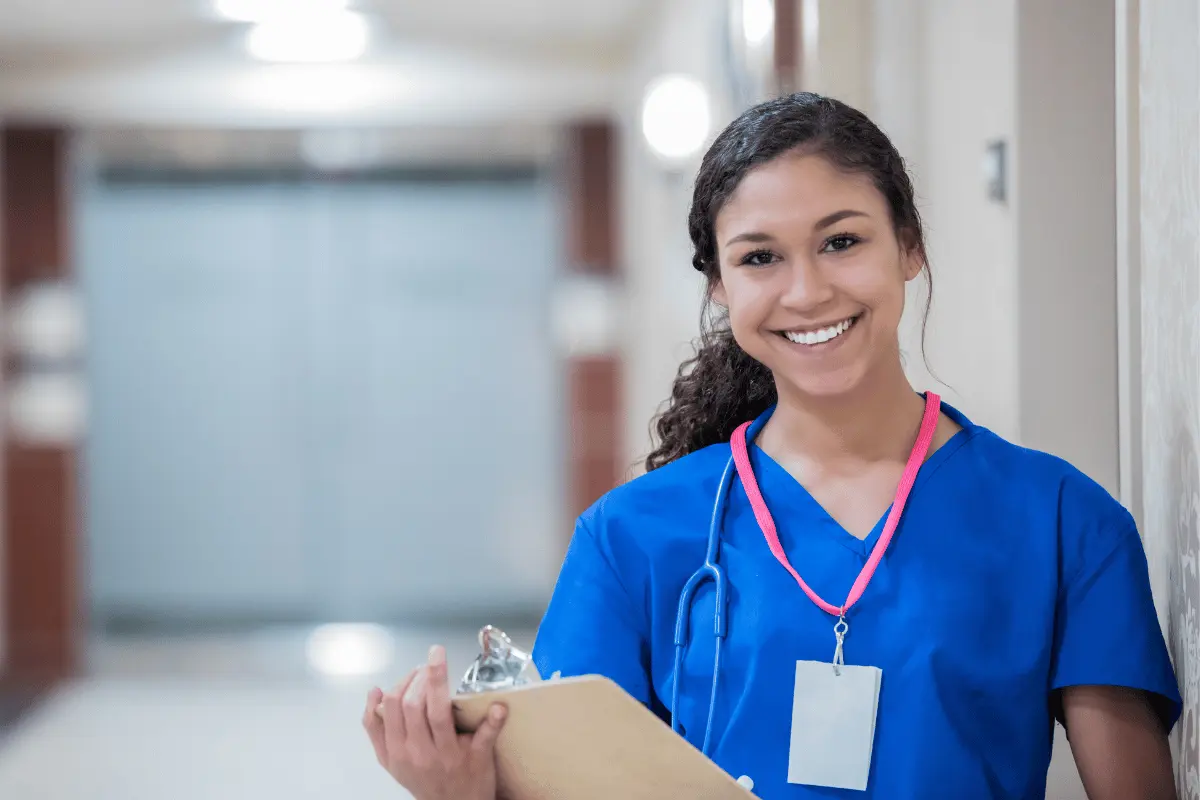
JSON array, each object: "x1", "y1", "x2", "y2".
[{"x1": 0, "y1": 624, "x2": 538, "y2": 800}]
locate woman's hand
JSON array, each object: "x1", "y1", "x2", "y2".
[{"x1": 363, "y1": 644, "x2": 508, "y2": 800}]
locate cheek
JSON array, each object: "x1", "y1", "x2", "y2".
[
  {"x1": 842, "y1": 262, "x2": 908, "y2": 315},
  {"x1": 721, "y1": 279, "x2": 774, "y2": 331},
  {"x1": 875, "y1": 275, "x2": 910, "y2": 318}
]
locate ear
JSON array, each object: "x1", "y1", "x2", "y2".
[
  {"x1": 711, "y1": 278, "x2": 728, "y2": 307},
  {"x1": 896, "y1": 228, "x2": 925, "y2": 282},
  {"x1": 901, "y1": 245, "x2": 925, "y2": 282}
]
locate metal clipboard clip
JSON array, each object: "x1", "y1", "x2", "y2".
[{"x1": 457, "y1": 625, "x2": 543, "y2": 694}]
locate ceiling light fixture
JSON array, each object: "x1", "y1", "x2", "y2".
[
  {"x1": 640, "y1": 74, "x2": 711, "y2": 164},
  {"x1": 246, "y1": 11, "x2": 369, "y2": 64},
  {"x1": 742, "y1": 0, "x2": 775, "y2": 47}
]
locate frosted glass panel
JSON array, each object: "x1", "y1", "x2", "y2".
[{"x1": 78, "y1": 175, "x2": 563, "y2": 624}]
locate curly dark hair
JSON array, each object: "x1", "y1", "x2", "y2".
[{"x1": 644, "y1": 92, "x2": 931, "y2": 471}]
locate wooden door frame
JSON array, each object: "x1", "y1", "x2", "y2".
[{"x1": 0, "y1": 126, "x2": 82, "y2": 689}]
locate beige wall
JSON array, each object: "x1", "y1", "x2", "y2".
[
  {"x1": 867, "y1": 0, "x2": 1023, "y2": 441},
  {"x1": 1016, "y1": 0, "x2": 1120, "y2": 496},
  {"x1": 804, "y1": 0, "x2": 874, "y2": 114},
  {"x1": 617, "y1": 0, "x2": 732, "y2": 472},
  {"x1": 896, "y1": 0, "x2": 1021, "y2": 443},
  {"x1": 1137, "y1": 0, "x2": 1200, "y2": 791}
]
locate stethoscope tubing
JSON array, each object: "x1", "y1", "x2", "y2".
[{"x1": 670, "y1": 410, "x2": 774, "y2": 756}]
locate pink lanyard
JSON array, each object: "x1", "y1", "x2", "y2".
[{"x1": 729, "y1": 394, "x2": 941, "y2": 639}]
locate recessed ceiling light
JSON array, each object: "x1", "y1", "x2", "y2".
[
  {"x1": 641, "y1": 74, "x2": 712, "y2": 163},
  {"x1": 246, "y1": 12, "x2": 369, "y2": 63},
  {"x1": 742, "y1": 0, "x2": 775, "y2": 47}
]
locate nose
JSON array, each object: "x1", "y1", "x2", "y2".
[{"x1": 779, "y1": 255, "x2": 835, "y2": 310}]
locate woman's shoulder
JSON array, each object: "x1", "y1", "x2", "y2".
[
  {"x1": 576, "y1": 442, "x2": 733, "y2": 545},
  {"x1": 950, "y1": 412, "x2": 1135, "y2": 538}
]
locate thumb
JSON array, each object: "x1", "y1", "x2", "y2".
[{"x1": 469, "y1": 703, "x2": 508, "y2": 759}]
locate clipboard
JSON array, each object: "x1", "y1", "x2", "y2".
[{"x1": 453, "y1": 675, "x2": 756, "y2": 800}]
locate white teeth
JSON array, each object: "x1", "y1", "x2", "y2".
[{"x1": 783, "y1": 316, "x2": 856, "y2": 346}]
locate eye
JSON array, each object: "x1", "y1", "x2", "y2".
[
  {"x1": 821, "y1": 234, "x2": 861, "y2": 254},
  {"x1": 738, "y1": 249, "x2": 778, "y2": 267}
]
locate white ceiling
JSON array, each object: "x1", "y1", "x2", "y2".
[
  {"x1": 0, "y1": 0, "x2": 650, "y2": 56},
  {"x1": 0, "y1": 0, "x2": 656, "y2": 128}
]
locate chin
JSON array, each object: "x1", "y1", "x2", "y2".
[
  {"x1": 747, "y1": 342, "x2": 869, "y2": 402},
  {"x1": 749, "y1": 316, "x2": 898, "y2": 402},
  {"x1": 779, "y1": 369, "x2": 868, "y2": 401}
]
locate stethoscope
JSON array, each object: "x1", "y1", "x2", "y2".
[
  {"x1": 666, "y1": 394, "x2": 940, "y2": 758},
  {"x1": 669, "y1": 408, "x2": 775, "y2": 757}
]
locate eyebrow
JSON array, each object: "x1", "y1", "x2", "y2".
[
  {"x1": 723, "y1": 209, "x2": 871, "y2": 248},
  {"x1": 815, "y1": 209, "x2": 870, "y2": 230}
]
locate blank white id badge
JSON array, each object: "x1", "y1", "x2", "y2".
[{"x1": 787, "y1": 660, "x2": 882, "y2": 791}]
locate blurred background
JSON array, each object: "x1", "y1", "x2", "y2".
[{"x1": 0, "y1": 0, "x2": 1197, "y2": 798}]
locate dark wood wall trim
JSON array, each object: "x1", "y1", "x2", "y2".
[
  {"x1": 775, "y1": 0, "x2": 801, "y2": 95},
  {"x1": 1, "y1": 126, "x2": 82, "y2": 685},
  {"x1": 3, "y1": 129, "x2": 70, "y2": 286},
  {"x1": 567, "y1": 356, "x2": 622, "y2": 522},
  {"x1": 560, "y1": 121, "x2": 622, "y2": 524},
  {"x1": 3, "y1": 449, "x2": 80, "y2": 682},
  {"x1": 563, "y1": 121, "x2": 618, "y2": 275}
]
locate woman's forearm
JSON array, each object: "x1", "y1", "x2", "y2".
[{"x1": 1063, "y1": 685, "x2": 1176, "y2": 800}]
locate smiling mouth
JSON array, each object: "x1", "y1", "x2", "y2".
[{"x1": 777, "y1": 314, "x2": 861, "y2": 346}]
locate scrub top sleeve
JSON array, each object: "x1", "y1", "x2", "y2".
[
  {"x1": 1050, "y1": 514, "x2": 1181, "y2": 729},
  {"x1": 532, "y1": 515, "x2": 655, "y2": 708}
]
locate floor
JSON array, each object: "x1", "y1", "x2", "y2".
[
  {"x1": 0, "y1": 624, "x2": 538, "y2": 800},
  {"x1": 0, "y1": 623, "x2": 1089, "y2": 800}
]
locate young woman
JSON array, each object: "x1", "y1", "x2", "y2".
[{"x1": 363, "y1": 93, "x2": 1181, "y2": 799}]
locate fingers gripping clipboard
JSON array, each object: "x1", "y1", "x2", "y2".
[
  {"x1": 453, "y1": 676, "x2": 756, "y2": 800},
  {"x1": 449, "y1": 627, "x2": 754, "y2": 800}
]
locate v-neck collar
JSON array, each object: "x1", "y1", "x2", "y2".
[{"x1": 743, "y1": 396, "x2": 978, "y2": 558}]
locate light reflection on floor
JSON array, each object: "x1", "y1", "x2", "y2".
[{"x1": 0, "y1": 624, "x2": 538, "y2": 800}]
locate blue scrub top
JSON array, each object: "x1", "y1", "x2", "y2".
[{"x1": 532, "y1": 401, "x2": 1181, "y2": 799}]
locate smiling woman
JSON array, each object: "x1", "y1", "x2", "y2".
[
  {"x1": 537, "y1": 93, "x2": 1179, "y2": 798},
  {"x1": 366, "y1": 92, "x2": 1181, "y2": 800},
  {"x1": 712, "y1": 155, "x2": 921, "y2": 403},
  {"x1": 648, "y1": 96, "x2": 933, "y2": 470}
]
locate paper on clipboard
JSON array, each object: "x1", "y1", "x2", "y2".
[{"x1": 453, "y1": 675, "x2": 756, "y2": 800}]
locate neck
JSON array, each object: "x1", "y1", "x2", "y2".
[{"x1": 759, "y1": 362, "x2": 927, "y2": 469}]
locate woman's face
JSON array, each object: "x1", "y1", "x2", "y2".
[{"x1": 712, "y1": 152, "x2": 921, "y2": 401}]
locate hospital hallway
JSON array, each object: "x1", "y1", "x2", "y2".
[
  {"x1": 0, "y1": 624, "x2": 537, "y2": 799},
  {"x1": 3, "y1": 0, "x2": 1200, "y2": 798}
]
